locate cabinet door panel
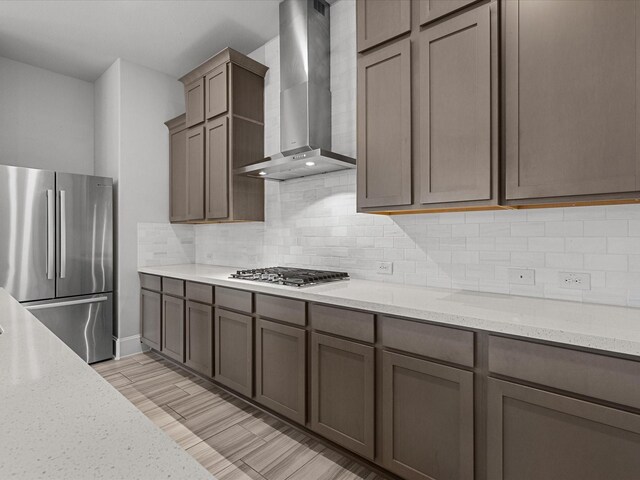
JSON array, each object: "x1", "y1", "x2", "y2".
[
  {"x1": 420, "y1": 0, "x2": 479, "y2": 25},
  {"x1": 186, "y1": 301, "x2": 213, "y2": 377},
  {"x1": 162, "y1": 294, "x2": 184, "y2": 362},
  {"x1": 310, "y1": 333, "x2": 375, "y2": 459},
  {"x1": 185, "y1": 126, "x2": 205, "y2": 220},
  {"x1": 488, "y1": 379, "x2": 640, "y2": 480},
  {"x1": 382, "y1": 351, "x2": 474, "y2": 480},
  {"x1": 256, "y1": 319, "x2": 306, "y2": 424},
  {"x1": 186, "y1": 78, "x2": 205, "y2": 128},
  {"x1": 420, "y1": 4, "x2": 492, "y2": 204},
  {"x1": 205, "y1": 117, "x2": 229, "y2": 220},
  {"x1": 205, "y1": 64, "x2": 228, "y2": 120},
  {"x1": 169, "y1": 124, "x2": 188, "y2": 222},
  {"x1": 357, "y1": 0, "x2": 411, "y2": 52},
  {"x1": 505, "y1": 0, "x2": 640, "y2": 200},
  {"x1": 357, "y1": 39, "x2": 412, "y2": 208},
  {"x1": 214, "y1": 308, "x2": 253, "y2": 397},
  {"x1": 140, "y1": 289, "x2": 161, "y2": 350}
]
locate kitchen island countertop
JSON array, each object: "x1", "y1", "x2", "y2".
[
  {"x1": 0, "y1": 288, "x2": 213, "y2": 480},
  {"x1": 140, "y1": 263, "x2": 640, "y2": 357}
]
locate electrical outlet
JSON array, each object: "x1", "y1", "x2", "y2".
[
  {"x1": 377, "y1": 261, "x2": 393, "y2": 275},
  {"x1": 508, "y1": 268, "x2": 535, "y2": 285},
  {"x1": 559, "y1": 272, "x2": 591, "y2": 290}
]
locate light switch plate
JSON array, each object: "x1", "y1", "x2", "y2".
[{"x1": 508, "y1": 268, "x2": 535, "y2": 285}]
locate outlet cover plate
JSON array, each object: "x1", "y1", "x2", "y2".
[
  {"x1": 377, "y1": 261, "x2": 393, "y2": 275},
  {"x1": 508, "y1": 268, "x2": 535, "y2": 285},
  {"x1": 559, "y1": 272, "x2": 591, "y2": 290}
]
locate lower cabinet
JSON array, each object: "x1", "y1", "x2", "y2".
[
  {"x1": 255, "y1": 319, "x2": 306, "y2": 424},
  {"x1": 162, "y1": 294, "x2": 184, "y2": 362},
  {"x1": 310, "y1": 332, "x2": 375, "y2": 459},
  {"x1": 382, "y1": 351, "x2": 474, "y2": 480},
  {"x1": 487, "y1": 378, "x2": 640, "y2": 480},
  {"x1": 185, "y1": 301, "x2": 213, "y2": 377},
  {"x1": 214, "y1": 307, "x2": 253, "y2": 397},
  {"x1": 140, "y1": 289, "x2": 161, "y2": 350}
]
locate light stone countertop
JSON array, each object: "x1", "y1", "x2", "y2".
[
  {"x1": 140, "y1": 263, "x2": 640, "y2": 357},
  {"x1": 0, "y1": 288, "x2": 213, "y2": 480}
]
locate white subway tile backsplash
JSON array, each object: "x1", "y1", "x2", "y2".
[{"x1": 138, "y1": 0, "x2": 640, "y2": 308}]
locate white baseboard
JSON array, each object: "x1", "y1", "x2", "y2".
[{"x1": 114, "y1": 334, "x2": 149, "y2": 359}]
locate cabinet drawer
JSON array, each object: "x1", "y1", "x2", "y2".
[
  {"x1": 216, "y1": 286, "x2": 252, "y2": 313},
  {"x1": 310, "y1": 304, "x2": 374, "y2": 343},
  {"x1": 162, "y1": 277, "x2": 185, "y2": 297},
  {"x1": 380, "y1": 315, "x2": 474, "y2": 368},
  {"x1": 140, "y1": 273, "x2": 161, "y2": 291},
  {"x1": 489, "y1": 336, "x2": 640, "y2": 410},
  {"x1": 186, "y1": 281, "x2": 213, "y2": 304},
  {"x1": 256, "y1": 294, "x2": 306, "y2": 326}
]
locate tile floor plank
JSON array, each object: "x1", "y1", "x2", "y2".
[{"x1": 94, "y1": 352, "x2": 387, "y2": 480}]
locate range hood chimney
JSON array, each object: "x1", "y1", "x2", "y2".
[{"x1": 235, "y1": 0, "x2": 356, "y2": 181}]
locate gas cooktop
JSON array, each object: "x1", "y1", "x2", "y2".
[{"x1": 230, "y1": 267, "x2": 349, "y2": 287}]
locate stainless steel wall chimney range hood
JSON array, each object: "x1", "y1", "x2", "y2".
[{"x1": 235, "y1": 0, "x2": 356, "y2": 181}]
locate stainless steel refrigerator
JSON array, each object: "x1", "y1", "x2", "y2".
[{"x1": 0, "y1": 164, "x2": 113, "y2": 363}]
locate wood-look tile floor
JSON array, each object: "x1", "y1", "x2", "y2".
[{"x1": 94, "y1": 352, "x2": 388, "y2": 480}]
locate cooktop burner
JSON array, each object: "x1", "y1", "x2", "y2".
[{"x1": 230, "y1": 267, "x2": 349, "y2": 287}]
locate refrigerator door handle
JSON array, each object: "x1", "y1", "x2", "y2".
[
  {"x1": 25, "y1": 296, "x2": 109, "y2": 311},
  {"x1": 46, "y1": 189, "x2": 54, "y2": 280},
  {"x1": 59, "y1": 189, "x2": 66, "y2": 279}
]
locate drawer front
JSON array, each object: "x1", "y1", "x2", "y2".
[
  {"x1": 216, "y1": 286, "x2": 252, "y2": 313},
  {"x1": 380, "y1": 315, "x2": 475, "y2": 367},
  {"x1": 256, "y1": 294, "x2": 306, "y2": 326},
  {"x1": 186, "y1": 281, "x2": 214, "y2": 304},
  {"x1": 162, "y1": 277, "x2": 185, "y2": 297},
  {"x1": 489, "y1": 336, "x2": 640, "y2": 410},
  {"x1": 140, "y1": 273, "x2": 161, "y2": 291},
  {"x1": 310, "y1": 304, "x2": 374, "y2": 343}
]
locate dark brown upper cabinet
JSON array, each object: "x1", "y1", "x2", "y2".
[
  {"x1": 185, "y1": 125, "x2": 205, "y2": 221},
  {"x1": 504, "y1": 0, "x2": 640, "y2": 204},
  {"x1": 171, "y1": 48, "x2": 268, "y2": 224},
  {"x1": 185, "y1": 78, "x2": 205, "y2": 128},
  {"x1": 205, "y1": 63, "x2": 228, "y2": 120},
  {"x1": 165, "y1": 114, "x2": 188, "y2": 222},
  {"x1": 487, "y1": 378, "x2": 640, "y2": 480},
  {"x1": 419, "y1": 0, "x2": 480, "y2": 25},
  {"x1": 357, "y1": 0, "x2": 411, "y2": 53},
  {"x1": 357, "y1": 38, "x2": 412, "y2": 209},
  {"x1": 420, "y1": 3, "x2": 497, "y2": 206},
  {"x1": 382, "y1": 351, "x2": 474, "y2": 480}
]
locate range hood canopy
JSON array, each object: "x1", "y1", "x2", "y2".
[{"x1": 235, "y1": 0, "x2": 356, "y2": 181}]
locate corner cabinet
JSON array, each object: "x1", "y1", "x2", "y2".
[
  {"x1": 356, "y1": 0, "x2": 498, "y2": 214},
  {"x1": 168, "y1": 48, "x2": 268, "y2": 224},
  {"x1": 140, "y1": 288, "x2": 161, "y2": 350},
  {"x1": 504, "y1": 0, "x2": 640, "y2": 204}
]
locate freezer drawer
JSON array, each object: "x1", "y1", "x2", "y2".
[
  {"x1": 25, "y1": 293, "x2": 113, "y2": 363},
  {"x1": 56, "y1": 173, "x2": 113, "y2": 298}
]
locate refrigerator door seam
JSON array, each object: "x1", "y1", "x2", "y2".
[{"x1": 25, "y1": 296, "x2": 109, "y2": 310}]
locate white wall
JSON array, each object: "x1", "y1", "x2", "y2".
[
  {"x1": 0, "y1": 56, "x2": 94, "y2": 174},
  {"x1": 96, "y1": 58, "x2": 184, "y2": 353}
]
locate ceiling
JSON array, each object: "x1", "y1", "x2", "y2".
[{"x1": 0, "y1": 0, "x2": 281, "y2": 82}]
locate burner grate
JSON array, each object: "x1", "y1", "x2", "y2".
[{"x1": 230, "y1": 267, "x2": 349, "y2": 287}]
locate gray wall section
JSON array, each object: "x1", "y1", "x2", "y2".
[{"x1": 0, "y1": 56, "x2": 94, "y2": 175}]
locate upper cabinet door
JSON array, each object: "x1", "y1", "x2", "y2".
[
  {"x1": 505, "y1": 0, "x2": 640, "y2": 201},
  {"x1": 357, "y1": 0, "x2": 411, "y2": 52},
  {"x1": 357, "y1": 39, "x2": 412, "y2": 209},
  {"x1": 185, "y1": 126, "x2": 205, "y2": 221},
  {"x1": 419, "y1": 0, "x2": 480, "y2": 25},
  {"x1": 205, "y1": 117, "x2": 229, "y2": 220},
  {"x1": 169, "y1": 122, "x2": 188, "y2": 222},
  {"x1": 205, "y1": 64, "x2": 228, "y2": 120},
  {"x1": 420, "y1": 4, "x2": 493, "y2": 205},
  {"x1": 185, "y1": 78, "x2": 205, "y2": 128}
]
